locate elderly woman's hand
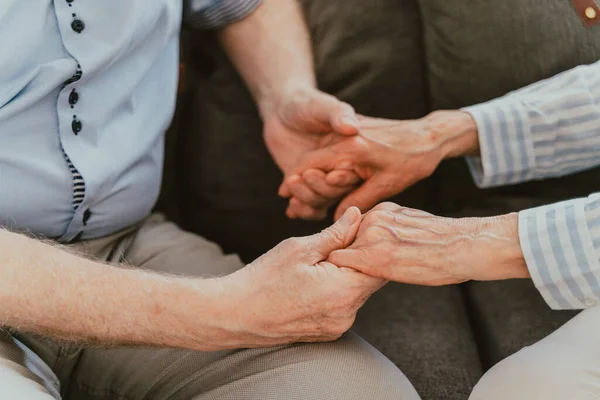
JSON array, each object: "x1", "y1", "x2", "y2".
[{"x1": 328, "y1": 203, "x2": 530, "y2": 286}]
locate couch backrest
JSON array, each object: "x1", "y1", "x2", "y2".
[{"x1": 161, "y1": 0, "x2": 600, "y2": 260}]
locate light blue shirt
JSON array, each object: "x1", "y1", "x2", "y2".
[
  {"x1": 0, "y1": 0, "x2": 260, "y2": 242},
  {"x1": 464, "y1": 61, "x2": 600, "y2": 310}
]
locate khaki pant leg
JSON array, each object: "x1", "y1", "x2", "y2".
[
  {"x1": 60, "y1": 215, "x2": 420, "y2": 400},
  {"x1": 470, "y1": 306, "x2": 600, "y2": 400}
]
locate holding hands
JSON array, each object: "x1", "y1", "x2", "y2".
[
  {"x1": 328, "y1": 203, "x2": 530, "y2": 286},
  {"x1": 235, "y1": 203, "x2": 528, "y2": 348},
  {"x1": 261, "y1": 86, "x2": 363, "y2": 219},
  {"x1": 279, "y1": 110, "x2": 480, "y2": 220},
  {"x1": 225, "y1": 207, "x2": 386, "y2": 347},
  {"x1": 263, "y1": 103, "x2": 529, "y2": 301}
]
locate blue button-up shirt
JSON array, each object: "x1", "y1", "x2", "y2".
[{"x1": 0, "y1": 0, "x2": 261, "y2": 242}]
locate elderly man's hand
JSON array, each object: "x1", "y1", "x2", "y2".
[
  {"x1": 262, "y1": 87, "x2": 362, "y2": 219},
  {"x1": 280, "y1": 111, "x2": 479, "y2": 220},
  {"x1": 327, "y1": 203, "x2": 529, "y2": 286},
  {"x1": 221, "y1": 207, "x2": 386, "y2": 347}
]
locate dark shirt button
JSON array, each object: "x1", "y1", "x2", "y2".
[
  {"x1": 71, "y1": 19, "x2": 85, "y2": 33},
  {"x1": 68, "y1": 90, "x2": 79, "y2": 106},
  {"x1": 72, "y1": 117, "x2": 82, "y2": 135},
  {"x1": 66, "y1": 0, "x2": 74, "y2": 3},
  {"x1": 83, "y1": 209, "x2": 92, "y2": 225}
]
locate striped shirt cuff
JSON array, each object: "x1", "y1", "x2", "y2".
[
  {"x1": 463, "y1": 100, "x2": 537, "y2": 188},
  {"x1": 519, "y1": 194, "x2": 600, "y2": 310},
  {"x1": 184, "y1": 0, "x2": 262, "y2": 30}
]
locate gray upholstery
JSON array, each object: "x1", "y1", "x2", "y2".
[{"x1": 157, "y1": 1, "x2": 600, "y2": 398}]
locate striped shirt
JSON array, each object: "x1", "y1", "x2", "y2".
[{"x1": 464, "y1": 61, "x2": 600, "y2": 310}]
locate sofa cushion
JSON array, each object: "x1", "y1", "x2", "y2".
[{"x1": 353, "y1": 283, "x2": 482, "y2": 400}]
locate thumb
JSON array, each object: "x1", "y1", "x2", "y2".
[
  {"x1": 330, "y1": 101, "x2": 360, "y2": 136},
  {"x1": 334, "y1": 175, "x2": 399, "y2": 220},
  {"x1": 310, "y1": 207, "x2": 362, "y2": 259},
  {"x1": 328, "y1": 248, "x2": 371, "y2": 272},
  {"x1": 309, "y1": 94, "x2": 359, "y2": 136}
]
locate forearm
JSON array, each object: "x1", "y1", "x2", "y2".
[
  {"x1": 0, "y1": 229, "x2": 235, "y2": 351},
  {"x1": 218, "y1": 0, "x2": 315, "y2": 116}
]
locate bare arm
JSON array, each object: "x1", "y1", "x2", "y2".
[
  {"x1": 0, "y1": 229, "x2": 230, "y2": 351},
  {"x1": 217, "y1": 0, "x2": 315, "y2": 115},
  {"x1": 217, "y1": 0, "x2": 362, "y2": 220},
  {"x1": 0, "y1": 208, "x2": 382, "y2": 349}
]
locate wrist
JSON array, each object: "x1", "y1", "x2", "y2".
[
  {"x1": 257, "y1": 82, "x2": 317, "y2": 120},
  {"x1": 159, "y1": 276, "x2": 245, "y2": 351},
  {"x1": 454, "y1": 213, "x2": 530, "y2": 281},
  {"x1": 422, "y1": 110, "x2": 480, "y2": 160}
]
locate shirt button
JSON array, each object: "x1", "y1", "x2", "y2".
[
  {"x1": 71, "y1": 19, "x2": 85, "y2": 33},
  {"x1": 83, "y1": 209, "x2": 92, "y2": 225},
  {"x1": 69, "y1": 90, "x2": 79, "y2": 106},
  {"x1": 72, "y1": 117, "x2": 83, "y2": 135}
]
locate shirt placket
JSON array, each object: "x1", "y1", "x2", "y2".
[{"x1": 55, "y1": 0, "x2": 92, "y2": 242}]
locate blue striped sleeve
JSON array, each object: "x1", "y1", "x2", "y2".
[
  {"x1": 183, "y1": 0, "x2": 262, "y2": 29},
  {"x1": 519, "y1": 194, "x2": 600, "y2": 309},
  {"x1": 462, "y1": 61, "x2": 600, "y2": 188}
]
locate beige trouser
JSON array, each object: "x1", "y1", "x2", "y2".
[
  {"x1": 0, "y1": 214, "x2": 419, "y2": 400},
  {"x1": 470, "y1": 306, "x2": 600, "y2": 400}
]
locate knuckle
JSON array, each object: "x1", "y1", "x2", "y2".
[
  {"x1": 417, "y1": 163, "x2": 436, "y2": 179},
  {"x1": 351, "y1": 136, "x2": 370, "y2": 153},
  {"x1": 320, "y1": 226, "x2": 345, "y2": 246},
  {"x1": 362, "y1": 210, "x2": 381, "y2": 224},
  {"x1": 362, "y1": 209, "x2": 390, "y2": 226},
  {"x1": 279, "y1": 237, "x2": 302, "y2": 253},
  {"x1": 337, "y1": 317, "x2": 355, "y2": 335},
  {"x1": 373, "y1": 202, "x2": 400, "y2": 212},
  {"x1": 325, "y1": 318, "x2": 353, "y2": 338}
]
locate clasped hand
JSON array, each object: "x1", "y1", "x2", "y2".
[
  {"x1": 328, "y1": 203, "x2": 528, "y2": 287},
  {"x1": 229, "y1": 203, "x2": 525, "y2": 347},
  {"x1": 278, "y1": 111, "x2": 479, "y2": 220}
]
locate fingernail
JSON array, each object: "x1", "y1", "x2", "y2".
[
  {"x1": 287, "y1": 175, "x2": 301, "y2": 184},
  {"x1": 340, "y1": 114, "x2": 359, "y2": 129},
  {"x1": 341, "y1": 207, "x2": 359, "y2": 225}
]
